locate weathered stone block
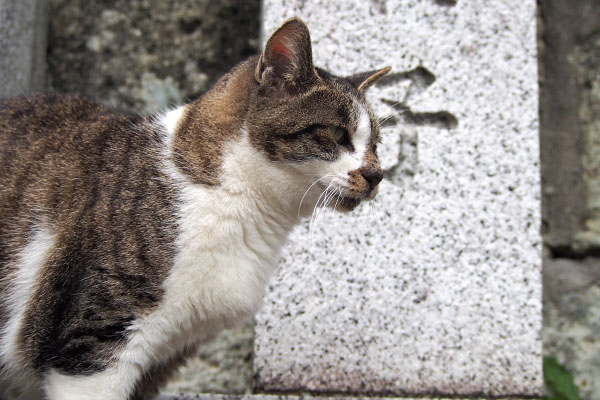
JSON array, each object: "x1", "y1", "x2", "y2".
[
  {"x1": 255, "y1": 1, "x2": 542, "y2": 397},
  {"x1": 539, "y1": 0, "x2": 600, "y2": 255},
  {"x1": 0, "y1": 0, "x2": 47, "y2": 97},
  {"x1": 543, "y1": 257, "x2": 600, "y2": 400}
]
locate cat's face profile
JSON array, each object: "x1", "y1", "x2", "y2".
[{"x1": 247, "y1": 18, "x2": 389, "y2": 213}]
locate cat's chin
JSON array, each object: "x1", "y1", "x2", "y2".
[
  {"x1": 336, "y1": 196, "x2": 362, "y2": 212},
  {"x1": 332, "y1": 185, "x2": 380, "y2": 212}
]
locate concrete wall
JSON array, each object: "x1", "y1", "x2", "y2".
[
  {"x1": 539, "y1": 1, "x2": 600, "y2": 398},
  {"x1": 0, "y1": 0, "x2": 47, "y2": 97}
]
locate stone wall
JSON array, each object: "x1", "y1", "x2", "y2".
[
  {"x1": 539, "y1": 1, "x2": 600, "y2": 398},
  {"x1": 0, "y1": 0, "x2": 47, "y2": 96},
  {"x1": 46, "y1": 0, "x2": 260, "y2": 114},
  {"x1": 256, "y1": 2, "x2": 541, "y2": 397}
]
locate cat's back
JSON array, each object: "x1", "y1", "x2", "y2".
[
  {"x1": 0, "y1": 93, "x2": 144, "y2": 204},
  {"x1": 0, "y1": 93, "x2": 135, "y2": 154},
  {"x1": 0, "y1": 93, "x2": 142, "y2": 187},
  {"x1": 0, "y1": 94, "x2": 178, "y2": 390},
  {"x1": 0, "y1": 93, "x2": 159, "y2": 261}
]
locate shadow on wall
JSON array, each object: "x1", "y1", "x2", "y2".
[{"x1": 374, "y1": 66, "x2": 458, "y2": 188}]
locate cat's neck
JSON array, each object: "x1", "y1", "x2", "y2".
[
  {"x1": 169, "y1": 58, "x2": 257, "y2": 187},
  {"x1": 219, "y1": 131, "x2": 306, "y2": 227}
]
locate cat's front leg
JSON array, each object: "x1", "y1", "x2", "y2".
[
  {"x1": 43, "y1": 351, "x2": 188, "y2": 400},
  {"x1": 43, "y1": 365, "x2": 140, "y2": 400}
]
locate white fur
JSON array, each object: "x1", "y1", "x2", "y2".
[
  {"x1": 0, "y1": 226, "x2": 54, "y2": 399},
  {"x1": 352, "y1": 106, "x2": 371, "y2": 160},
  {"x1": 135, "y1": 106, "x2": 299, "y2": 355},
  {"x1": 161, "y1": 106, "x2": 185, "y2": 135},
  {"x1": 45, "y1": 368, "x2": 133, "y2": 400}
]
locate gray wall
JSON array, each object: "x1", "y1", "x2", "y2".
[
  {"x1": 0, "y1": 0, "x2": 47, "y2": 96},
  {"x1": 540, "y1": 1, "x2": 600, "y2": 398}
]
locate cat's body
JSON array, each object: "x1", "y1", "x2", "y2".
[{"x1": 0, "y1": 19, "x2": 388, "y2": 400}]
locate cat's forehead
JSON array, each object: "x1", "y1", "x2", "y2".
[{"x1": 302, "y1": 75, "x2": 377, "y2": 130}]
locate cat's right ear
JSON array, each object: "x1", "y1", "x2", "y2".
[
  {"x1": 255, "y1": 18, "x2": 316, "y2": 95},
  {"x1": 346, "y1": 67, "x2": 392, "y2": 93}
]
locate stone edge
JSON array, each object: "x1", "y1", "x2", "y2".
[{"x1": 159, "y1": 394, "x2": 538, "y2": 400}]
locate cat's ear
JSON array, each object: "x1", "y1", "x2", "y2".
[
  {"x1": 255, "y1": 18, "x2": 316, "y2": 95},
  {"x1": 346, "y1": 67, "x2": 392, "y2": 93}
]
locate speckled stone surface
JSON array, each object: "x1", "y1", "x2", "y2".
[{"x1": 255, "y1": 0, "x2": 542, "y2": 397}]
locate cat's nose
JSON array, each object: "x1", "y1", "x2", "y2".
[{"x1": 360, "y1": 165, "x2": 383, "y2": 189}]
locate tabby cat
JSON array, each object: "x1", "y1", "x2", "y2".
[{"x1": 0, "y1": 18, "x2": 389, "y2": 400}]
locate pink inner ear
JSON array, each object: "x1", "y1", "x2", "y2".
[{"x1": 271, "y1": 42, "x2": 293, "y2": 62}]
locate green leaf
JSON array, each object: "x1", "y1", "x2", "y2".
[{"x1": 544, "y1": 356, "x2": 581, "y2": 400}]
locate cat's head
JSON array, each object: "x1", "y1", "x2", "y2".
[{"x1": 246, "y1": 18, "x2": 389, "y2": 214}]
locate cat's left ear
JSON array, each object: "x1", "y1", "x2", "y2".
[
  {"x1": 255, "y1": 18, "x2": 316, "y2": 95},
  {"x1": 346, "y1": 67, "x2": 392, "y2": 93}
]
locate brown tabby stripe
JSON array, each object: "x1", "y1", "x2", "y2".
[{"x1": 0, "y1": 94, "x2": 178, "y2": 374}]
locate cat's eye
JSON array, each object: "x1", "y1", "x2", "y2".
[{"x1": 328, "y1": 126, "x2": 350, "y2": 146}]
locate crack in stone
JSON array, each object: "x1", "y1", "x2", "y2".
[
  {"x1": 382, "y1": 99, "x2": 458, "y2": 130},
  {"x1": 433, "y1": 0, "x2": 458, "y2": 6}
]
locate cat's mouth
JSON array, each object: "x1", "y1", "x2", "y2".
[
  {"x1": 338, "y1": 196, "x2": 362, "y2": 211},
  {"x1": 321, "y1": 188, "x2": 363, "y2": 211},
  {"x1": 319, "y1": 184, "x2": 378, "y2": 212}
]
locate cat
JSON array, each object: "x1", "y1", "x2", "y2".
[{"x1": 0, "y1": 18, "x2": 389, "y2": 400}]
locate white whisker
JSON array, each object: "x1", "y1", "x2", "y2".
[
  {"x1": 373, "y1": 193, "x2": 386, "y2": 221},
  {"x1": 297, "y1": 175, "x2": 336, "y2": 219},
  {"x1": 314, "y1": 187, "x2": 337, "y2": 234},
  {"x1": 308, "y1": 180, "x2": 338, "y2": 246},
  {"x1": 333, "y1": 184, "x2": 343, "y2": 212},
  {"x1": 371, "y1": 198, "x2": 379, "y2": 220},
  {"x1": 308, "y1": 182, "x2": 332, "y2": 245}
]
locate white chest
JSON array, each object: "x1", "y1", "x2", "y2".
[
  {"x1": 125, "y1": 107, "x2": 297, "y2": 364},
  {"x1": 166, "y1": 182, "x2": 289, "y2": 328},
  {"x1": 124, "y1": 165, "x2": 292, "y2": 369}
]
